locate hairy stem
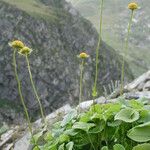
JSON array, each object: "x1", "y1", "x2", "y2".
[
  {"x1": 13, "y1": 49, "x2": 33, "y2": 135},
  {"x1": 92, "y1": 0, "x2": 104, "y2": 99},
  {"x1": 79, "y1": 60, "x2": 84, "y2": 104},
  {"x1": 25, "y1": 55, "x2": 46, "y2": 124},
  {"x1": 120, "y1": 10, "x2": 134, "y2": 95},
  {"x1": 79, "y1": 59, "x2": 84, "y2": 112}
]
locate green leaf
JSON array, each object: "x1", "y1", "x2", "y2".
[
  {"x1": 52, "y1": 128, "x2": 64, "y2": 137},
  {"x1": 107, "y1": 120, "x2": 121, "y2": 127},
  {"x1": 132, "y1": 143, "x2": 150, "y2": 150},
  {"x1": 89, "y1": 120, "x2": 105, "y2": 133},
  {"x1": 127, "y1": 121, "x2": 150, "y2": 142},
  {"x1": 59, "y1": 134, "x2": 70, "y2": 144},
  {"x1": 138, "y1": 110, "x2": 150, "y2": 123},
  {"x1": 80, "y1": 112, "x2": 92, "y2": 122},
  {"x1": 58, "y1": 143, "x2": 65, "y2": 150},
  {"x1": 129, "y1": 100, "x2": 144, "y2": 109},
  {"x1": 49, "y1": 145, "x2": 57, "y2": 150},
  {"x1": 44, "y1": 132, "x2": 53, "y2": 141},
  {"x1": 72, "y1": 122, "x2": 95, "y2": 132},
  {"x1": 33, "y1": 146, "x2": 40, "y2": 150},
  {"x1": 113, "y1": 144, "x2": 125, "y2": 150},
  {"x1": 31, "y1": 131, "x2": 43, "y2": 144},
  {"x1": 114, "y1": 108, "x2": 139, "y2": 123},
  {"x1": 101, "y1": 146, "x2": 109, "y2": 150},
  {"x1": 46, "y1": 139, "x2": 58, "y2": 150},
  {"x1": 64, "y1": 129, "x2": 78, "y2": 136},
  {"x1": 66, "y1": 141, "x2": 74, "y2": 150},
  {"x1": 61, "y1": 109, "x2": 77, "y2": 127}
]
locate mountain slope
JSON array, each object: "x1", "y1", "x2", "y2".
[
  {"x1": 0, "y1": 0, "x2": 133, "y2": 123},
  {"x1": 67, "y1": 0, "x2": 150, "y2": 77}
]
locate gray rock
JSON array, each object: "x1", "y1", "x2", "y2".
[
  {"x1": 14, "y1": 104, "x2": 72, "y2": 150},
  {"x1": 143, "y1": 81, "x2": 150, "y2": 91},
  {"x1": 13, "y1": 133, "x2": 31, "y2": 150},
  {"x1": 0, "y1": 0, "x2": 133, "y2": 123},
  {"x1": 124, "y1": 91, "x2": 150, "y2": 100},
  {"x1": 125, "y1": 70, "x2": 150, "y2": 91}
]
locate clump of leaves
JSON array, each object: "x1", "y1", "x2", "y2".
[{"x1": 31, "y1": 99, "x2": 150, "y2": 150}]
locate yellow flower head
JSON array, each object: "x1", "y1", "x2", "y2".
[
  {"x1": 78, "y1": 52, "x2": 89, "y2": 59},
  {"x1": 128, "y1": 2, "x2": 138, "y2": 10},
  {"x1": 9, "y1": 40, "x2": 24, "y2": 49},
  {"x1": 18, "y1": 46, "x2": 33, "y2": 56}
]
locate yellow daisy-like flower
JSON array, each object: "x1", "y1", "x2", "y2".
[
  {"x1": 9, "y1": 40, "x2": 24, "y2": 49},
  {"x1": 78, "y1": 52, "x2": 89, "y2": 59},
  {"x1": 128, "y1": 2, "x2": 138, "y2": 10},
  {"x1": 18, "y1": 46, "x2": 33, "y2": 56}
]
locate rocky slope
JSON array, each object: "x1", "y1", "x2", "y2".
[
  {"x1": 0, "y1": 70, "x2": 150, "y2": 150},
  {"x1": 0, "y1": 0, "x2": 133, "y2": 123}
]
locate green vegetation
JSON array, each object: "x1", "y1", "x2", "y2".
[
  {"x1": 31, "y1": 99, "x2": 150, "y2": 150},
  {"x1": 4, "y1": 0, "x2": 150, "y2": 149}
]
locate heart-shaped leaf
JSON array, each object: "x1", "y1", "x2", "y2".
[
  {"x1": 113, "y1": 144, "x2": 125, "y2": 150},
  {"x1": 61, "y1": 109, "x2": 77, "y2": 127},
  {"x1": 127, "y1": 121, "x2": 150, "y2": 142},
  {"x1": 58, "y1": 143, "x2": 65, "y2": 150},
  {"x1": 72, "y1": 122, "x2": 95, "y2": 132},
  {"x1": 132, "y1": 143, "x2": 150, "y2": 150},
  {"x1": 66, "y1": 141, "x2": 74, "y2": 150},
  {"x1": 101, "y1": 146, "x2": 108, "y2": 150},
  {"x1": 114, "y1": 108, "x2": 139, "y2": 123},
  {"x1": 59, "y1": 134, "x2": 70, "y2": 144}
]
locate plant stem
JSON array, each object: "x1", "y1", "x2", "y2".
[
  {"x1": 87, "y1": 133, "x2": 96, "y2": 150},
  {"x1": 79, "y1": 59, "x2": 84, "y2": 113},
  {"x1": 92, "y1": 0, "x2": 104, "y2": 99},
  {"x1": 25, "y1": 55, "x2": 46, "y2": 125},
  {"x1": 13, "y1": 49, "x2": 33, "y2": 135},
  {"x1": 120, "y1": 10, "x2": 134, "y2": 95}
]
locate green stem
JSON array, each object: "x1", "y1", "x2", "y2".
[
  {"x1": 87, "y1": 133, "x2": 96, "y2": 150},
  {"x1": 25, "y1": 55, "x2": 46, "y2": 125},
  {"x1": 79, "y1": 59, "x2": 84, "y2": 112},
  {"x1": 13, "y1": 49, "x2": 33, "y2": 135},
  {"x1": 120, "y1": 10, "x2": 134, "y2": 95},
  {"x1": 92, "y1": 0, "x2": 104, "y2": 99}
]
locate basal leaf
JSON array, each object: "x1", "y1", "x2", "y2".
[
  {"x1": 59, "y1": 134, "x2": 70, "y2": 144},
  {"x1": 138, "y1": 110, "x2": 150, "y2": 123},
  {"x1": 64, "y1": 129, "x2": 78, "y2": 136},
  {"x1": 129, "y1": 100, "x2": 144, "y2": 109},
  {"x1": 61, "y1": 109, "x2": 77, "y2": 127},
  {"x1": 72, "y1": 122, "x2": 95, "y2": 132},
  {"x1": 107, "y1": 120, "x2": 121, "y2": 127},
  {"x1": 114, "y1": 108, "x2": 139, "y2": 123},
  {"x1": 113, "y1": 144, "x2": 125, "y2": 150},
  {"x1": 66, "y1": 141, "x2": 74, "y2": 150},
  {"x1": 127, "y1": 121, "x2": 150, "y2": 142},
  {"x1": 58, "y1": 143, "x2": 65, "y2": 150},
  {"x1": 89, "y1": 120, "x2": 105, "y2": 133},
  {"x1": 31, "y1": 131, "x2": 43, "y2": 144},
  {"x1": 44, "y1": 132, "x2": 53, "y2": 141},
  {"x1": 132, "y1": 143, "x2": 150, "y2": 150},
  {"x1": 101, "y1": 146, "x2": 109, "y2": 150}
]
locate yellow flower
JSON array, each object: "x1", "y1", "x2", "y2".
[
  {"x1": 9, "y1": 40, "x2": 24, "y2": 49},
  {"x1": 128, "y1": 2, "x2": 138, "y2": 10},
  {"x1": 78, "y1": 52, "x2": 89, "y2": 59},
  {"x1": 18, "y1": 46, "x2": 33, "y2": 56}
]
